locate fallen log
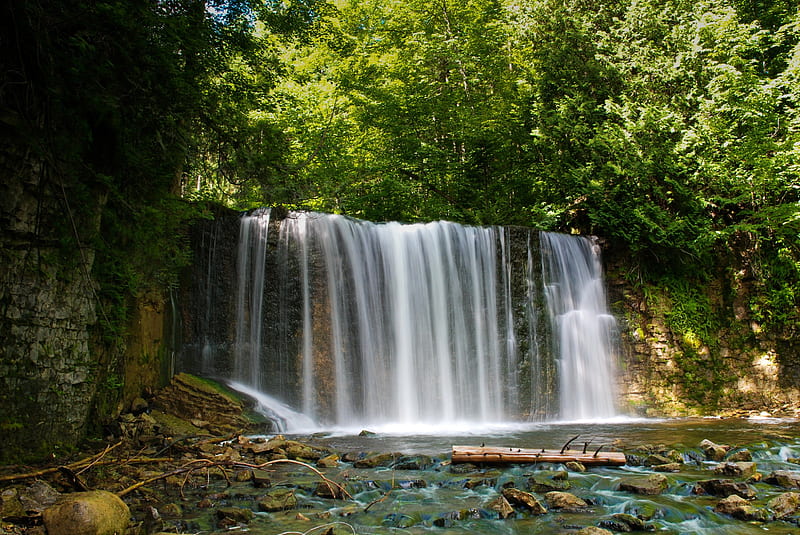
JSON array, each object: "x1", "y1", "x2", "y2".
[{"x1": 451, "y1": 445, "x2": 626, "y2": 466}]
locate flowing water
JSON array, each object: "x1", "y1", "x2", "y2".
[
  {"x1": 185, "y1": 210, "x2": 620, "y2": 431},
  {"x1": 170, "y1": 418, "x2": 800, "y2": 535}
]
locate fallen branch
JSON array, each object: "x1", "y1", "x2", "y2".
[{"x1": 0, "y1": 442, "x2": 123, "y2": 483}]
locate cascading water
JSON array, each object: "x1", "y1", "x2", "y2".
[
  {"x1": 181, "y1": 210, "x2": 619, "y2": 431},
  {"x1": 540, "y1": 232, "x2": 618, "y2": 419}
]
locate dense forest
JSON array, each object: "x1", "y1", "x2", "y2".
[{"x1": 1, "y1": 0, "x2": 799, "y2": 455}]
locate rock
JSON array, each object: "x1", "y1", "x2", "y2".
[
  {"x1": 693, "y1": 479, "x2": 756, "y2": 499},
  {"x1": 765, "y1": 470, "x2": 800, "y2": 489},
  {"x1": 609, "y1": 512, "x2": 649, "y2": 531},
  {"x1": 393, "y1": 454, "x2": 434, "y2": 470},
  {"x1": 543, "y1": 491, "x2": 588, "y2": 510},
  {"x1": 566, "y1": 461, "x2": 586, "y2": 472},
  {"x1": 130, "y1": 396, "x2": 149, "y2": 414},
  {"x1": 528, "y1": 473, "x2": 571, "y2": 493},
  {"x1": 251, "y1": 470, "x2": 272, "y2": 488},
  {"x1": 713, "y1": 495, "x2": 768, "y2": 521},
  {"x1": 1, "y1": 488, "x2": 26, "y2": 519},
  {"x1": 714, "y1": 462, "x2": 757, "y2": 478},
  {"x1": 19, "y1": 480, "x2": 60, "y2": 512},
  {"x1": 353, "y1": 452, "x2": 398, "y2": 468},
  {"x1": 501, "y1": 488, "x2": 547, "y2": 514},
  {"x1": 644, "y1": 454, "x2": 673, "y2": 467},
  {"x1": 359, "y1": 429, "x2": 376, "y2": 436},
  {"x1": 258, "y1": 489, "x2": 297, "y2": 512},
  {"x1": 314, "y1": 481, "x2": 345, "y2": 499},
  {"x1": 465, "y1": 476, "x2": 497, "y2": 489},
  {"x1": 42, "y1": 490, "x2": 130, "y2": 535},
  {"x1": 575, "y1": 527, "x2": 613, "y2": 535},
  {"x1": 487, "y1": 495, "x2": 515, "y2": 519},
  {"x1": 618, "y1": 474, "x2": 668, "y2": 495},
  {"x1": 653, "y1": 463, "x2": 682, "y2": 472},
  {"x1": 768, "y1": 492, "x2": 800, "y2": 519},
  {"x1": 700, "y1": 439, "x2": 730, "y2": 462},
  {"x1": 725, "y1": 449, "x2": 753, "y2": 462},
  {"x1": 317, "y1": 454, "x2": 340, "y2": 468},
  {"x1": 216, "y1": 506, "x2": 254, "y2": 523}
]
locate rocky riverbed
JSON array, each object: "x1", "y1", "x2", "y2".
[{"x1": 2, "y1": 375, "x2": 800, "y2": 535}]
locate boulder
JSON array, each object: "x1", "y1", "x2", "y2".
[
  {"x1": 618, "y1": 474, "x2": 668, "y2": 495},
  {"x1": 599, "y1": 512, "x2": 649, "y2": 532},
  {"x1": 566, "y1": 461, "x2": 586, "y2": 472},
  {"x1": 501, "y1": 488, "x2": 547, "y2": 514},
  {"x1": 487, "y1": 495, "x2": 515, "y2": 519},
  {"x1": 353, "y1": 452, "x2": 399, "y2": 468},
  {"x1": 42, "y1": 490, "x2": 130, "y2": 535},
  {"x1": 528, "y1": 473, "x2": 570, "y2": 493},
  {"x1": 713, "y1": 495, "x2": 768, "y2": 521},
  {"x1": 768, "y1": 492, "x2": 800, "y2": 519},
  {"x1": 714, "y1": 462, "x2": 757, "y2": 479},
  {"x1": 257, "y1": 489, "x2": 297, "y2": 512},
  {"x1": 694, "y1": 479, "x2": 756, "y2": 499},
  {"x1": 576, "y1": 527, "x2": 613, "y2": 535},
  {"x1": 725, "y1": 449, "x2": 753, "y2": 462},
  {"x1": 543, "y1": 491, "x2": 588, "y2": 510},
  {"x1": 317, "y1": 454, "x2": 340, "y2": 468},
  {"x1": 700, "y1": 439, "x2": 730, "y2": 462},
  {"x1": 216, "y1": 506, "x2": 254, "y2": 523},
  {"x1": 765, "y1": 470, "x2": 800, "y2": 489}
]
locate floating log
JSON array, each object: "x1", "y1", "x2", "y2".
[{"x1": 451, "y1": 445, "x2": 626, "y2": 466}]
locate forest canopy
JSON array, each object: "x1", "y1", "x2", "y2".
[{"x1": 2, "y1": 0, "x2": 799, "y2": 325}]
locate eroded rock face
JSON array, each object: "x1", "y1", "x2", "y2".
[{"x1": 42, "y1": 490, "x2": 130, "y2": 535}]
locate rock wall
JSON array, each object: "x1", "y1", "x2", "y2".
[
  {"x1": 604, "y1": 242, "x2": 800, "y2": 417},
  {"x1": 0, "y1": 152, "x2": 172, "y2": 461}
]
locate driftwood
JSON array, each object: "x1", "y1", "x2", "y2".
[{"x1": 451, "y1": 445, "x2": 626, "y2": 466}]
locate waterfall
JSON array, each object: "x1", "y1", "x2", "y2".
[
  {"x1": 182, "y1": 210, "x2": 619, "y2": 430},
  {"x1": 540, "y1": 232, "x2": 618, "y2": 420}
]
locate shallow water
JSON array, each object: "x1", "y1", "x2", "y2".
[{"x1": 167, "y1": 418, "x2": 800, "y2": 535}]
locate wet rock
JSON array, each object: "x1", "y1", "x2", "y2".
[
  {"x1": 353, "y1": 452, "x2": 398, "y2": 468},
  {"x1": 765, "y1": 470, "x2": 800, "y2": 489},
  {"x1": 314, "y1": 481, "x2": 345, "y2": 499},
  {"x1": 713, "y1": 495, "x2": 767, "y2": 521},
  {"x1": 643, "y1": 454, "x2": 673, "y2": 467},
  {"x1": 501, "y1": 488, "x2": 547, "y2": 514},
  {"x1": 317, "y1": 454, "x2": 340, "y2": 468},
  {"x1": 693, "y1": 479, "x2": 756, "y2": 499},
  {"x1": 700, "y1": 439, "x2": 730, "y2": 462},
  {"x1": 767, "y1": 492, "x2": 800, "y2": 519},
  {"x1": 543, "y1": 491, "x2": 588, "y2": 510},
  {"x1": 618, "y1": 473, "x2": 668, "y2": 495},
  {"x1": 216, "y1": 506, "x2": 253, "y2": 523},
  {"x1": 528, "y1": 473, "x2": 571, "y2": 493},
  {"x1": 576, "y1": 528, "x2": 613, "y2": 535},
  {"x1": 359, "y1": 429, "x2": 376, "y2": 436},
  {"x1": 42, "y1": 490, "x2": 129, "y2": 535},
  {"x1": 598, "y1": 513, "x2": 652, "y2": 533},
  {"x1": 465, "y1": 476, "x2": 497, "y2": 489},
  {"x1": 1, "y1": 488, "x2": 26, "y2": 519},
  {"x1": 449, "y1": 462, "x2": 479, "y2": 474},
  {"x1": 258, "y1": 488, "x2": 297, "y2": 512},
  {"x1": 487, "y1": 495, "x2": 515, "y2": 518},
  {"x1": 393, "y1": 454, "x2": 434, "y2": 470},
  {"x1": 725, "y1": 449, "x2": 753, "y2": 462},
  {"x1": 566, "y1": 461, "x2": 586, "y2": 472},
  {"x1": 653, "y1": 463, "x2": 682, "y2": 472},
  {"x1": 250, "y1": 470, "x2": 272, "y2": 488},
  {"x1": 713, "y1": 462, "x2": 757, "y2": 478}
]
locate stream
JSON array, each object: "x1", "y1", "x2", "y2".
[{"x1": 167, "y1": 417, "x2": 800, "y2": 535}]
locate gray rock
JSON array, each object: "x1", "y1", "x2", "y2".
[{"x1": 42, "y1": 490, "x2": 130, "y2": 535}]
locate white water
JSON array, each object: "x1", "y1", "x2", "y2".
[
  {"x1": 540, "y1": 231, "x2": 618, "y2": 419},
  {"x1": 225, "y1": 211, "x2": 618, "y2": 430}
]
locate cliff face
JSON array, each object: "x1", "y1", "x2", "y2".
[
  {"x1": 0, "y1": 152, "x2": 170, "y2": 461},
  {"x1": 604, "y1": 241, "x2": 800, "y2": 417}
]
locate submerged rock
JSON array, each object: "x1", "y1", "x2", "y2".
[
  {"x1": 599, "y1": 512, "x2": 652, "y2": 532},
  {"x1": 618, "y1": 474, "x2": 668, "y2": 495},
  {"x1": 42, "y1": 490, "x2": 129, "y2": 535},
  {"x1": 258, "y1": 488, "x2": 297, "y2": 511}
]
